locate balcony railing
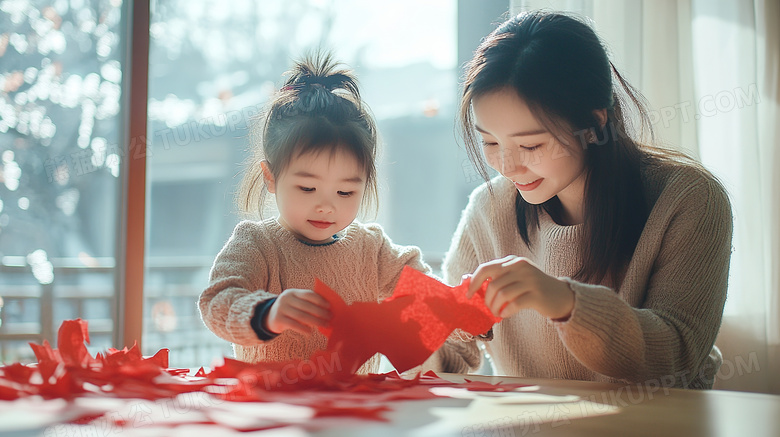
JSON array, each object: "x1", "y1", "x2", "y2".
[{"x1": 1, "y1": 254, "x2": 443, "y2": 367}]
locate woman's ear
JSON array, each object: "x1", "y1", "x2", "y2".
[
  {"x1": 593, "y1": 108, "x2": 608, "y2": 128},
  {"x1": 260, "y1": 160, "x2": 276, "y2": 193}
]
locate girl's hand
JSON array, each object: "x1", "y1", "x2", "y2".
[
  {"x1": 466, "y1": 255, "x2": 575, "y2": 320},
  {"x1": 265, "y1": 289, "x2": 332, "y2": 335}
]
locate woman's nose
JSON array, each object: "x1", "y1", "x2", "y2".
[{"x1": 499, "y1": 147, "x2": 525, "y2": 176}]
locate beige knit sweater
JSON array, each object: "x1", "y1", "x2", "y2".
[
  {"x1": 434, "y1": 154, "x2": 733, "y2": 389},
  {"x1": 199, "y1": 218, "x2": 430, "y2": 372}
]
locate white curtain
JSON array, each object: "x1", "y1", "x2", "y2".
[{"x1": 512, "y1": 0, "x2": 780, "y2": 394}]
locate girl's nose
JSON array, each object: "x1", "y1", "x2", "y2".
[{"x1": 316, "y1": 197, "x2": 335, "y2": 213}]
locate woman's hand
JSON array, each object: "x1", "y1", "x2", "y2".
[
  {"x1": 265, "y1": 289, "x2": 332, "y2": 335},
  {"x1": 466, "y1": 255, "x2": 575, "y2": 320}
]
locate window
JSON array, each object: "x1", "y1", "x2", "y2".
[{"x1": 0, "y1": 0, "x2": 124, "y2": 362}]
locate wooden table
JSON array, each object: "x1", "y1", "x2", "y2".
[
  {"x1": 314, "y1": 373, "x2": 780, "y2": 437},
  {"x1": 3, "y1": 373, "x2": 779, "y2": 437}
]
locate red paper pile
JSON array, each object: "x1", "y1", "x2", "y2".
[{"x1": 0, "y1": 319, "x2": 209, "y2": 401}]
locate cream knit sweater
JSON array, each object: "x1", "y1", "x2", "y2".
[
  {"x1": 199, "y1": 218, "x2": 430, "y2": 372},
  {"x1": 435, "y1": 154, "x2": 733, "y2": 389}
]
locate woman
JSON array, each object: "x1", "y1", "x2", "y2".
[{"x1": 433, "y1": 11, "x2": 733, "y2": 389}]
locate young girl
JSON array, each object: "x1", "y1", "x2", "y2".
[
  {"x1": 199, "y1": 54, "x2": 430, "y2": 372},
  {"x1": 432, "y1": 11, "x2": 733, "y2": 389}
]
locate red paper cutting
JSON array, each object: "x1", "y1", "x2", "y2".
[
  {"x1": 316, "y1": 266, "x2": 501, "y2": 373},
  {"x1": 315, "y1": 280, "x2": 431, "y2": 374}
]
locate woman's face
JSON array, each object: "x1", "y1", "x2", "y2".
[{"x1": 472, "y1": 88, "x2": 587, "y2": 208}]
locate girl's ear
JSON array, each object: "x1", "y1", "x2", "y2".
[{"x1": 260, "y1": 160, "x2": 276, "y2": 193}]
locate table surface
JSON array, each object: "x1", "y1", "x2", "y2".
[
  {"x1": 3, "y1": 373, "x2": 780, "y2": 437},
  {"x1": 314, "y1": 373, "x2": 780, "y2": 437}
]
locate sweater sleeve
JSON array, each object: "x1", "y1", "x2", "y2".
[
  {"x1": 433, "y1": 193, "x2": 490, "y2": 372},
  {"x1": 554, "y1": 178, "x2": 733, "y2": 386},
  {"x1": 369, "y1": 223, "x2": 432, "y2": 301},
  {"x1": 199, "y1": 221, "x2": 278, "y2": 346},
  {"x1": 442, "y1": 204, "x2": 480, "y2": 288}
]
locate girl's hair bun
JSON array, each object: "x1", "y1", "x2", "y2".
[
  {"x1": 292, "y1": 71, "x2": 351, "y2": 92},
  {"x1": 282, "y1": 52, "x2": 360, "y2": 98}
]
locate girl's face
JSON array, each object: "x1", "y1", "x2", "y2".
[
  {"x1": 472, "y1": 88, "x2": 587, "y2": 216},
  {"x1": 267, "y1": 147, "x2": 366, "y2": 244}
]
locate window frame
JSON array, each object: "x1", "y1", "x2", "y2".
[{"x1": 118, "y1": 0, "x2": 150, "y2": 349}]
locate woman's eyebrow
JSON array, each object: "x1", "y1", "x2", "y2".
[{"x1": 475, "y1": 125, "x2": 547, "y2": 137}]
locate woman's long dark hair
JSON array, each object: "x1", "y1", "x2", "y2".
[{"x1": 459, "y1": 11, "x2": 662, "y2": 288}]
